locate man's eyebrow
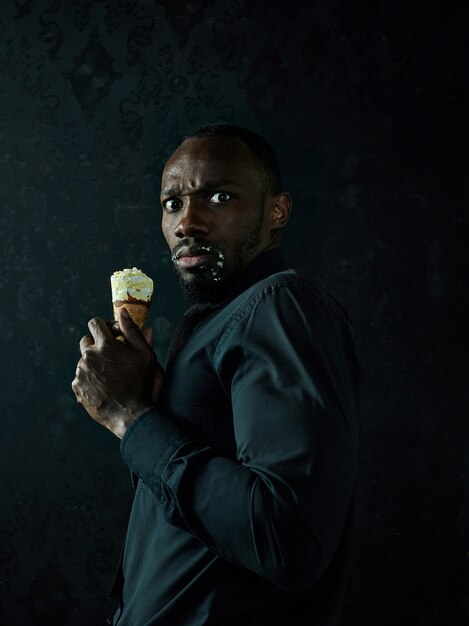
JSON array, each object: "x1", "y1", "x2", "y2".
[
  {"x1": 160, "y1": 179, "x2": 240, "y2": 196},
  {"x1": 160, "y1": 187, "x2": 180, "y2": 197}
]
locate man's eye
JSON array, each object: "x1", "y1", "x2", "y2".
[
  {"x1": 163, "y1": 198, "x2": 183, "y2": 212},
  {"x1": 208, "y1": 192, "x2": 232, "y2": 204}
]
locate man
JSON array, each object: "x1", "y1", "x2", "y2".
[{"x1": 72, "y1": 124, "x2": 360, "y2": 626}]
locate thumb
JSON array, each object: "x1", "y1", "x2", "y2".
[{"x1": 118, "y1": 307, "x2": 148, "y2": 351}]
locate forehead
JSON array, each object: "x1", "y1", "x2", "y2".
[{"x1": 162, "y1": 136, "x2": 261, "y2": 189}]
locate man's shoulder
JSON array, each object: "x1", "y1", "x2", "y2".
[
  {"x1": 238, "y1": 267, "x2": 350, "y2": 320},
  {"x1": 223, "y1": 267, "x2": 352, "y2": 335}
]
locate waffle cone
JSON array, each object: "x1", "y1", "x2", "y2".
[{"x1": 113, "y1": 301, "x2": 150, "y2": 330}]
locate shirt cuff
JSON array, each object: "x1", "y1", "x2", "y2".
[{"x1": 120, "y1": 405, "x2": 190, "y2": 497}]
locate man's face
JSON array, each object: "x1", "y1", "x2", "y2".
[{"x1": 160, "y1": 136, "x2": 276, "y2": 302}]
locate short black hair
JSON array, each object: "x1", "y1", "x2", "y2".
[{"x1": 183, "y1": 123, "x2": 282, "y2": 196}]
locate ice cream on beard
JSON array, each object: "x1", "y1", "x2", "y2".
[{"x1": 111, "y1": 268, "x2": 154, "y2": 335}]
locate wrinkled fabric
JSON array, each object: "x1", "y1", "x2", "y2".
[{"x1": 111, "y1": 249, "x2": 360, "y2": 626}]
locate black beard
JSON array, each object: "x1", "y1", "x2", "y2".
[
  {"x1": 176, "y1": 271, "x2": 230, "y2": 306},
  {"x1": 174, "y1": 209, "x2": 264, "y2": 306}
]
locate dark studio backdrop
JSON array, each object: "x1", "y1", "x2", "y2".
[{"x1": 0, "y1": 1, "x2": 467, "y2": 625}]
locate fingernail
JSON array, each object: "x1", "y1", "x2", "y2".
[{"x1": 122, "y1": 308, "x2": 130, "y2": 318}]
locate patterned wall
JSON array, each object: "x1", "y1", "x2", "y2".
[{"x1": 0, "y1": 1, "x2": 466, "y2": 624}]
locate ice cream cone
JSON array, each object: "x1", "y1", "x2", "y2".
[
  {"x1": 111, "y1": 268, "x2": 154, "y2": 336},
  {"x1": 112, "y1": 301, "x2": 150, "y2": 330}
]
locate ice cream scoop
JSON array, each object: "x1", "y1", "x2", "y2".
[{"x1": 111, "y1": 267, "x2": 154, "y2": 331}]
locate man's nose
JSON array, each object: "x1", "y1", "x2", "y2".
[{"x1": 174, "y1": 200, "x2": 209, "y2": 238}]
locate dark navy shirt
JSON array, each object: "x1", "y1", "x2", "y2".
[{"x1": 111, "y1": 249, "x2": 360, "y2": 626}]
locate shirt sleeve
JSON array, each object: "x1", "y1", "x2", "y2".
[{"x1": 120, "y1": 282, "x2": 360, "y2": 593}]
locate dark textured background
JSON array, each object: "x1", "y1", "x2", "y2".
[{"x1": 0, "y1": 1, "x2": 467, "y2": 625}]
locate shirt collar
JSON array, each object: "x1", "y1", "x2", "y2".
[
  {"x1": 166, "y1": 249, "x2": 289, "y2": 366},
  {"x1": 215, "y1": 247, "x2": 289, "y2": 305}
]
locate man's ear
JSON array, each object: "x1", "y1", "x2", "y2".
[{"x1": 268, "y1": 192, "x2": 292, "y2": 230}]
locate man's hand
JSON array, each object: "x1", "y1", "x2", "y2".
[{"x1": 71, "y1": 307, "x2": 164, "y2": 439}]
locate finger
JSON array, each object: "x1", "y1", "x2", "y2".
[
  {"x1": 71, "y1": 376, "x2": 81, "y2": 402},
  {"x1": 79, "y1": 335, "x2": 94, "y2": 356},
  {"x1": 75, "y1": 357, "x2": 85, "y2": 375},
  {"x1": 110, "y1": 320, "x2": 122, "y2": 336},
  {"x1": 142, "y1": 326, "x2": 154, "y2": 347},
  {"x1": 118, "y1": 307, "x2": 149, "y2": 351},
  {"x1": 87, "y1": 317, "x2": 114, "y2": 347}
]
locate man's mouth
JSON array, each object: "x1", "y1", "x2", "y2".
[
  {"x1": 177, "y1": 253, "x2": 213, "y2": 269},
  {"x1": 171, "y1": 243, "x2": 226, "y2": 286},
  {"x1": 172, "y1": 244, "x2": 217, "y2": 270}
]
